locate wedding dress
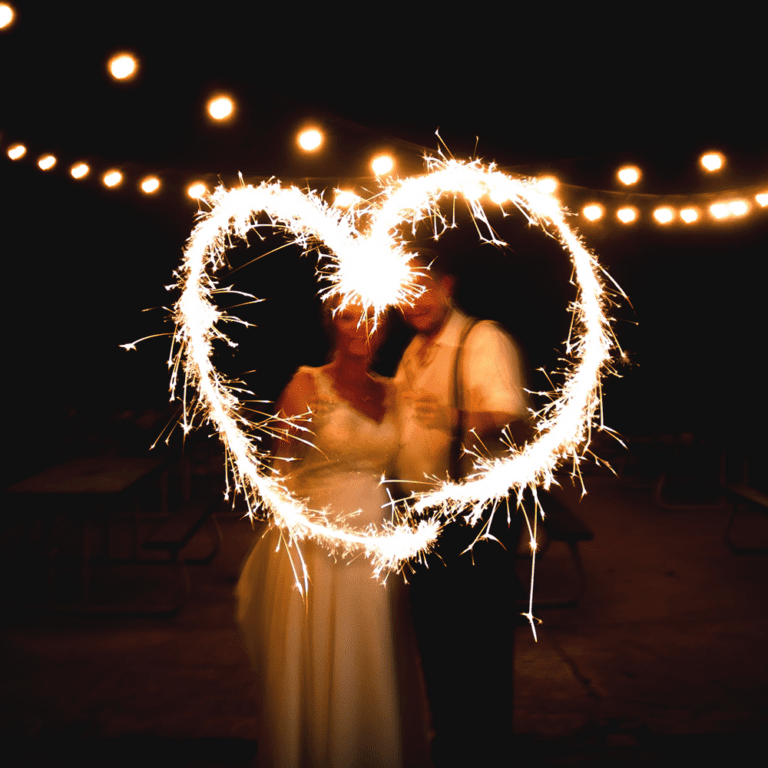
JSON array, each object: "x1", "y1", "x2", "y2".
[{"x1": 236, "y1": 366, "x2": 430, "y2": 768}]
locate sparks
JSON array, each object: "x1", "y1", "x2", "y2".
[{"x1": 169, "y1": 157, "x2": 619, "y2": 616}]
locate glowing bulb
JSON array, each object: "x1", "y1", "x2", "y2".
[
  {"x1": 728, "y1": 200, "x2": 748, "y2": 216},
  {"x1": 0, "y1": 4, "x2": 14, "y2": 29},
  {"x1": 108, "y1": 53, "x2": 137, "y2": 80},
  {"x1": 71, "y1": 162, "x2": 89, "y2": 179},
  {"x1": 333, "y1": 189, "x2": 360, "y2": 208},
  {"x1": 188, "y1": 182, "x2": 207, "y2": 199},
  {"x1": 103, "y1": 170, "x2": 122, "y2": 188},
  {"x1": 37, "y1": 154, "x2": 56, "y2": 170},
  {"x1": 298, "y1": 128, "x2": 323, "y2": 151},
  {"x1": 617, "y1": 166, "x2": 641, "y2": 185},
  {"x1": 617, "y1": 207, "x2": 637, "y2": 223},
  {"x1": 140, "y1": 176, "x2": 160, "y2": 194},
  {"x1": 536, "y1": 176, "x2": 559, "y2": 194},
  {"x1": 371, "y1": 154, "x2": 394, "y2": 176},
  {"x1": 701, "y1": 152, "x2": 724, "y2": 171},
  {"x1": 756, "y1": 193, "x2": 768, "y2": 207},
  {"x1": 653, "y1": 207, "x2": 674, "y2": 224},
  {"x1": 7, "y1": 143, "x2": 26, "y2": 160},
  {"x1": 583, "y1": 204, "x2": 603, "y2": 221},
  {"x1": 710, "y1": 203, "x2": 729, "y2": 219},
  {"x1": 208, "y1": 96, "x2": 234, "y2": 120},
  {"x1": 680, "y1": 208, "x2": 698, "y2": 223}
]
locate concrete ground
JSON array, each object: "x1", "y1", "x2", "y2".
[{"x1": 1, "y1": 461, "x2": 767, "y2": 766}]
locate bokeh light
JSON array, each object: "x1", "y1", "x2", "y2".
[
  {"x1": 680, "y1": 208, "x2": 699, "y2": 223},
  {"x1": 208, "y1": 96, "x2": 234, "y2": 120},
  {"x1": 617, "y1": 166, "x2": 641, "y2": 185},
  {"x1": 0, "y1": 4, "x2": 15, "y2": 30},
  {"x1": 710, "y1": 203, "x2": 729, "y2": 219},
  {"x1": 38, "y1": 154, "x2": 56, "y2": 170},
  {"x1": 108, "y1": 53, "x2": 137, "y2": 80},
  {"x1": 7, "y1": 143, "x2": 26, "y2": 159},
  {"x1": 188, "y1": 182, "x2": 207, "y2": 199},
  {"x1": 371, "y1": 154, "x2": 394, "y2": 175},
  {"x1": 333, "y1": 189, "x2": 360, "y2": 208},
  {"x1": 140, "y1": 176, "x2": 160, "y2": 194},
  {"x1": 653, "y1": 207, "x2": 674, "y2": 224},
  {"x1": 535, "y1": 176, "x2": 559, "y2": 194},
  {"x1": 617, "y1": 207, "x2": 637, "y2": 223},
  {"x1": 70, "y1": 163, "x2": 89, "y2": 179},
  {"x1": 103, "y1": 170, "x2": 123, "y2": 188},
  {"x1": 582, "y1": 204, "x2": 603, "y2": 221},
  {"x1": 756, "y1": 193, "x2": 768, "y2": 207},
  {"x1": 701, "y1": 152, "x2": 724, "y2": 171},
  {"x1": 298, "y1": 128, "x2": 323, "y2": 151},
  {"x1": 728, "y1": 200, "x2": 748, "y2": 216}
]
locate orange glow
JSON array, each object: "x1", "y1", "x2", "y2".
[
  {"x1": 371, "y1": 154, "x2": 394, "y2": 175},
  {"x1": 680, "y1": 208, "x2": 698, "y2": 223},
  {"x1": 0, "y1": 4, "x2": 15, "y2": 29},
  {"x1": 298, "y1": 128, "x2": 323, "y2": 151},
  {"x1": 536, "y1": 176, "x2": 559, "y2": 194},
  {"x1": 7, "y1": 143, "x2": 26, "y2": 160},
  {"x1": 108, "y1": 53, "x2": 137, "y2": 80},
  {"x1": 617, "y1": 207, "x2": 637, "y2": 223},
  {"x1": 71, "y1": 163, "x2": 89, "y2": 179},
  {"x1": 38, "y1": 154, "x2": 56, "y2": 170},
  {"x1": 333, "y1": 189, "x2": 360, "y2": 208},
  {"x1": 103, "y1": 170, "x2": 122, "y2": 188},
  {"x1": 617, "y1": 166, "x2": 641, "y2": 185},
  {"x1": 582, "y1": 204, "x2": 603, "y2": 221},
  {"x1": 756, "y1": 193, "x2": 768, "y2": 207},
  {"x1": 710, "y1": 203, "x2": 729, "y2": 219},
  {"x1": 208, "y1": 96, "x2": 234, "y2": 120},
  {"x1": 728, "y1": 200, "x2": 748, "y2": 216},
  {"x1": 188, "y1": 182, "x2": 207, "y2": 199},
  {"x1": 140, "y1": 177, "x2": 160, "y2": 194},
  {"x1": 701, "y1": 152, "x2": 724, "y2": 171},
  {"x1": 653, "y1": 207, "x2": 674, "y2": 224}
]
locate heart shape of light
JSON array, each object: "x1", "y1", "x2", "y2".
[{"x1": 172, "y1": 157, "x2": 615, "y2": 583}]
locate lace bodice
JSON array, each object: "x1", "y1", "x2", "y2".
[{"x1": 281, "y1": 366, "x2": 399, "y2": 527}]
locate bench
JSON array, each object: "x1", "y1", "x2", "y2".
[{"x1": 722, "y1": 482, "x2": 768, "y2": 554}]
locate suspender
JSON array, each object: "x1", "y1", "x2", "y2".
[{"x1": 448, "y1": 317, "x2": 481, "y2": 482}]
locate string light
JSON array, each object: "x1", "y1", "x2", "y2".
[
  {"x1": 653, "y1": 207, "x2": 674, "y2": 224},
  {"x1": 680, "y1": 208, "x2": 698, "y2": 223},
  {"x1": 37, "y1": 154, "x2": 56, "y2": 170},
  {"x1": 333, "y1": 189, "x2": 360, "y2": 208},
  {"x1": 536, "y1": 176, "x2": 559, "y2": 194},
  {"x1": 710, "y1": 203, "x2": 729, "y2": 219},
  {"x1": 371, "y1": 154, "x2": 394, "y2": 176},
  {"x1": 756, "y1": 193, "x2": 768, "y2": 207},
  {"x1": 187, "y1": 181, "x2": 207, "y2": 199},
  {"x1": 583, "y1": 204, "x2": 603, "y2": 221},
  {"x1": 208, "y1": 96, "x2": 234, "y2": 121},
  {"x1": 298, "y1": 128, "x2": 323, "y2": 151},
  {"x1": 140, "y1": 176, "x2": 160, "y2": 194},
  {"x1": 7, "y1": 143, "x2": 25, "y2": 160},
  {"x1": 617, "y1": 166, "x2": 641, "y2": 185},
  {"x1": 617, "y1": 207, "x2": 637, "y2": 223},
  {"x1": 701, "y1": 152, "x2": 724, "y2": 171},
  {"x1": 70, "y1": 162, "x2": 89, "y2": 179},
  {"x1": 108, "y1": 53, "x2": 137, "y2": 80},
  {"x1": 0, "y1": 4, "x2": 14, "y2": 30},
  {"x1": 103, "y1": 170, "x2": 123, "y2": 188}
]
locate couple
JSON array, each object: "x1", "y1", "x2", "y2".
[{"x1": 236, "y1": 250, "x2": 530, "y2": 768}]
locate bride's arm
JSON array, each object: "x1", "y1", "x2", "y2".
[{"x1": 270, "y1": 369, "x2": 317, "y2": 470}]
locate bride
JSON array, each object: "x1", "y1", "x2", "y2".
[{"x1": 236, "y1": 300, "x2": 430, "y2": 768}]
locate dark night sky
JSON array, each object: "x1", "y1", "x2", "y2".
[{"x1": 1, "y1": 3, "x2": 766, "y2": 483}]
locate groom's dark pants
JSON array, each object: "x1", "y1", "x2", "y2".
[{"x1": 410, "y1": 511, "x2": 523, "y2": 767}]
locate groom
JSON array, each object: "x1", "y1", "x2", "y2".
[{"x1": 395, "y1": 248, "x2": 530, "y2": 767}]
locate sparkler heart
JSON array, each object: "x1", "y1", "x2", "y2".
[{"x1": 172, "y1": 158, "x2": 615, "y2": 584}]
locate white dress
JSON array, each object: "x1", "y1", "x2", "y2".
[{"x1": 236, "y1": 366, "x2": 430, "y2": 768}]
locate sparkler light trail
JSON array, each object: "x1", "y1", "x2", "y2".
[{"x1": 167, "y1": 157, "x2": 619, "y2": 623}]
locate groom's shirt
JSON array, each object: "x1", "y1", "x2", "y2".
[{"x1": 394, "y1": 307, "x2": 527, "y2": 497}]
